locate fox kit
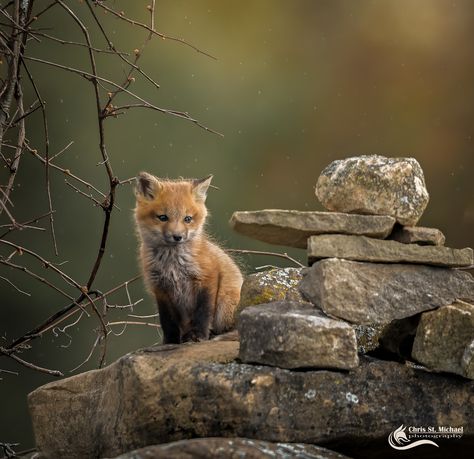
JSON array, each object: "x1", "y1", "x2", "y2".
[{"x1": 134, "y1": 172, "x2": 243, "y2": 344}]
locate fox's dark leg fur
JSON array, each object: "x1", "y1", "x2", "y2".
[
  {"x1": 181, "y1": 288, "x2": 212, "y2": 342},
  {"x1": 157, "y1": 300, "x2": 181, "y2": 344}
]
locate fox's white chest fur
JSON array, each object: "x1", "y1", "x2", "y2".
[{"x1": 142, "y1": 241, "x2": 201, "y2": 311}]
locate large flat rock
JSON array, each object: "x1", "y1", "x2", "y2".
[
  {"x1": 237, "y1": 273, "x2": 382, "y2": 354},
  {"x1": 299, "y1": 258, "x2": 474, "y2": 324},
  {"x1": 109, "y1": 438, "x2": 352, "y2": 459},
  {"x1": 29, "y1": 338, "x2": 473, "y2": 459},
  {"x1": 389, "y1": 225, "x2": 446, "y2": 246},
  {"x1": 315, "y1": 155, "x2": 429, "y2": 226},
  {"x1": 307, "y1": 234, "x2": 473, "y2": 267},
  {"x1": 230, "y1": 210, "x2": 396, "y2": 248},
  {"x1": 412, "y1": 301, "x2": 474, "y2": 379},
  {"x1": 238, "y1": 302, "x2": 359, "y2": 370}
]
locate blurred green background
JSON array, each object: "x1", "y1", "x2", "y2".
[{"x1": 1, "y1": 0, "x2": 473, "y2": 451}]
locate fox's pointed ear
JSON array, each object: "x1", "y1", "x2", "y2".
[
  {"x1": 192, "y1": 174, "x2": 213, "y2": 202},
  {"x1": 136, "y1": 172, "x2": 159, "y2": 200}
]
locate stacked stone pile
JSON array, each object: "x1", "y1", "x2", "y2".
[
  {"x1": 26, "y1": 155, "x2": 474, "y2": 459},
  {"x1": 232, "y1": 155, "x2": 474, "y2": 378}
]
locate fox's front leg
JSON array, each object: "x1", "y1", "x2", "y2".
[
  {"x1": 181, "y1": 288, "x2": 212, "y2": 342},
  {"x1": 157, "y1": 299, "x2": 181, "y2": 344}
]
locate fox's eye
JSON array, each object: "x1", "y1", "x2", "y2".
[
  {"x1": 156, "y1": 214, "x2": 168, "y2": 222},
  {"x1": 184, "y1": 215, "x2": 193, "y2": 224}
]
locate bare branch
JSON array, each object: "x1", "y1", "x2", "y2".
[
  {"x1": 20, "y1": 58, "x2": 58, "y2": 254},
  {"x1": 0, "y1": 258, "x2": 77, "y2": 303},
  {"x1": 48, "y1": 140, "x2": 73, "y2": 162},
  {"x1": 29, "y1": 30, "x2": 130, "y2": 56},
  {"x1": 0, "y1": 273, "x2": 30, "y2": 295},
  {"x1": 26, "y1": 143, "x2": 108, "y2": 198},
  {"x1": 94, "y1": 1, "x2": 217, "y2": 60},
  {"x1": 5, "y1": 275, "x2": 141, "y2": 352},
  {"x1": 69, "y1": 333, "x2": 101, "y2": 373},
  {"x1": 0, "y1": 346, "x2": 63, "y2": 376},
  {"x1": 0, "y1": 0, "x2": 222, "y2": 379},
  {"x1": 22, "y1": 55, "x2": 224, "y2": 136},
  {"x1": 85, "y1": 0, "x2": 161, "y2": 93},
  {"x1": 227, "y1": 248, "x2": 306, "y2": 268},
  {"x1": 108, "y1": 321, "x2": 160, "y2": 328},
  {"x1": 0, "y1": 210, "x2": 53, "y2": 238},
  {"x1": 64, "y1": 180, "x2": 103, "y2": 208}
]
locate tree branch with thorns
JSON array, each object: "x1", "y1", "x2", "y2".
[
  {"x1": 0, "y1": 0, "x2": 220, "y2": 380},
  {"x1": 0, "y1": 0, "x2": 303, "y2": 385}
]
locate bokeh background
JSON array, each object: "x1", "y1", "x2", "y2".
[{"x1": 1, "y1": 0, "x2": 473, "y2": 450}]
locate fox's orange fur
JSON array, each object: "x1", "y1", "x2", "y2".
[{"x1": 134, "y1": 172, "x2": 243, "y2": 344}]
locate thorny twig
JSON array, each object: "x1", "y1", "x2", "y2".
[
  {"x1": 1, "y1": 0, "x2": 220, "y2": 377},
  {"x1": 94, "y1": 0, "x2": 217, "y2": 60}
]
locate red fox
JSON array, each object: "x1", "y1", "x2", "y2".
[{"x1": 134, "y1": 172, "x2": 243, "y2": 344}]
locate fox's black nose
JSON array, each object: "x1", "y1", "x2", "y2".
[{"x1": 173, "y1": 235, "x2": 183, "y2": 242}]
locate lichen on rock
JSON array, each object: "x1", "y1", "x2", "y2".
[{"x1": 236, "y1": 267, "x2": 308, "y2": 318}]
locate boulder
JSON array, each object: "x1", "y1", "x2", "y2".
[
  {"x1": 108, "y1": 438, "x2": 352, "y2": 459},
  {"x1": 315, "y1": 155, "x2": 429, "y2": 226},
  {"x1": 230, "y1": 210, "x2": 396, "y2": 248},
  {"x1": 236, "y1": 268, "x2": 308, "y2": 318},
  {"x1": 412, "y1": 301, "x2": 474, "y2": 379},
  {"x1": 299, "y1": 258, "x2": 474, "y2": 324},
  {"x1": 28, "y1": 338, "x2": 474, "y2": 459},
  {"x1": 307, "y1": 234, "x2": 472, "y2": 267},
  {"x1": 389, "y1": 225, "x2": 446, "y2": 246},
  {"x1": 238, "y1": 302, "x2": 359, "y2": 370},
  {"x1": 238, "y1": 278, "x2": 382, "y2": 354}
]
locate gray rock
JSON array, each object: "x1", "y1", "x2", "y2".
[
  {"x1": 315, "y1": 155, "x2": 429, "y2": 226},
  {"x1": 108, "y1": 438, "x2": 352, "y2": 459},
  {"x1": 412, "y1": 301, "x2": 474, "y2": 379},
  {"x1": 299, "y1": 258, "x2": 474, "y2": 324},
  {"x1": 389, "y1": 225, "x2": 446, "y2": 246},
  {"x1": 239, "y1": 290, "x2": 382, "y2": 354},
  {"x1": 29, "y1": 338, "x2": 474, "y2": 459},
  {"x1": 238, "y1": 302, "x2": 359, "y2": 370},
  {"x1": 307, "y1": 234, "x2": 473, "y2": 268},
  {"x1": 230, "y1": 209, "x2": 396, "y2": 248},
  {"x1": 236, "y1": 268, "x2": 308, "y2": 318}
]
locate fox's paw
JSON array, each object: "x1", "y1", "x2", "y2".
[{"x1": 182, "y1": 329, "x2": 209, "y2": 343}]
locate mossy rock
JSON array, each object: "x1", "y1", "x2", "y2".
[
  {"x1": 236, "y1": 268, "x2": 308, "y2": 318},
  {"x1": 236, "y1": 267, "x2": 385, "y2": 354}
]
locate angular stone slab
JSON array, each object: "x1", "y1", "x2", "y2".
[
  {"x1": 110, "y1": 438, "x2": 351, "y2": 459},
  {"x1": 230, "y1": 209, "x2": 396, "y2": 248},
  {"x1": 238, "y1": 280, "x2": 383, "y2": 354},
  {"x1": 307, "y1": 234, "x2": 473, "y2": 267},
  {"x1": 412, "y1": 301, "x2": 474, "y2": 379},
  {"x1": 389, "y1": 225, "x2": 446, "y2": 246},
  {"x1": 29, "y1": 338, "x2": 473, "y2": 459},
  {"x1": 315, "y1": 155, "x2": 429, "y2": 226},
  {"x1": 238, "y1": 302, "x2": 359, "y2": 370},
  {"x1": 299, "y1": 258, "x2": 474, "y2": 324},
  {"x1": 236, "y1": 268, "x2": 308, "y2": 319}
]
